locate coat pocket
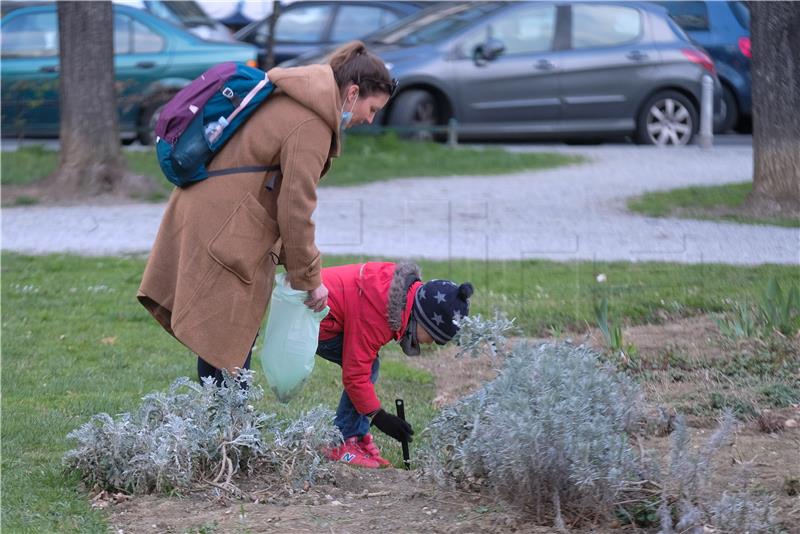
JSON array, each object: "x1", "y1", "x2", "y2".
[{"x1": 208, "y1": 192, "x2": 278, "y2": 285}]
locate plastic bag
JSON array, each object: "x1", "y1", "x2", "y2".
[{"x1": 260, "y1": 273, "x2": 329, "y2": 402}]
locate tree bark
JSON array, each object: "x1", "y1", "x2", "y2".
[
  {"x1": 747, "y1": 1, "x2": 800, "y2": 216},
  {"x1": 48, "y1": 1, "x2": 152, "y2": 197}
]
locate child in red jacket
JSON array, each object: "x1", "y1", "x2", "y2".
[{"x1": 316, "y1": 262, "x2": 473, "y2": 468}]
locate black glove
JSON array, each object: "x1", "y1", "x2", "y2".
[{"x1": 371, "y1": 408, "x2": 414, "y2": 443}]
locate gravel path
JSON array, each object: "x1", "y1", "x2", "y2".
[{"x1": 3, "y1": 145, "x2": 798, "y2": 265}]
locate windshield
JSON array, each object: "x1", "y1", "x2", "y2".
[{"x1": 368, "y1": 2, "x2": 504, "y2": 46}]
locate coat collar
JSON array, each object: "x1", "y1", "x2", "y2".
[{"x1": 267, "y1": 64, "x2": 342, "y2": 157}]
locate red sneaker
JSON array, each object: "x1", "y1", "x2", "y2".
[
  {"x1": 360, "y1": 433, "x2": 392, "y2": 467},
  {"x1": 324, "y1": 437, "x2": 380, "y2": 468}
]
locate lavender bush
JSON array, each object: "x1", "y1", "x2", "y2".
[
  {"x1": 420, "y1": 342, "x2": 780, "y2": 531},
  {"x1": 419, "y1": 342, "x2": 643, "y2": 521},
  {"x1": 63, "y1": 370, "x2": 340, "y2": 495},
  {"x1": 452, "y1": 311, "x2": 517, "y2": 358}
]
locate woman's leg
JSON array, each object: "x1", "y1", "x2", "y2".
[{"x1": 197, "y1": 337, "x2": 254, "y2": 387}]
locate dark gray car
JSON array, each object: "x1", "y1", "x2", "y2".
[{"x1": 288, "y1": 1, "x2": 721, "y2": 145}]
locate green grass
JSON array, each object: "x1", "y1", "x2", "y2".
[
  {"x1": 0, "y1": 135, "x2": 581, "y2": 192},
  {"x1": 628, "y1": 181, "x2": 800, "y2": 228},
  {"x1": 323, "y1": 133, "x2": 582, "y2": 186},
  {"x1": 2, "y1": 252, "x2": 798, "y2": 532}
]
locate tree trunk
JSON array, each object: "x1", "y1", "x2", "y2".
[
  {"x1": 747, "y1": 1, "x2": 800, "y2": 216},
  {"x1": 48, "y1": 1, "x2": 153, "y2": 197}
]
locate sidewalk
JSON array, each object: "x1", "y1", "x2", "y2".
[{"x1": 2, "y1": 146, "x2": 798, "y2": 265}]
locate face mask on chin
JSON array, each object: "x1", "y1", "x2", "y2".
[{"x1": 341, "y1": 92, "x2": 358, "y2": 128}]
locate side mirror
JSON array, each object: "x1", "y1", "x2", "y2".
[{"x1": 474, "y1": 38, "x2": 505, "y2": 63}]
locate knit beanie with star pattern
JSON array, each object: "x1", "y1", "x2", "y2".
[{"x1": 413, "y1": 279, "x2": 474, "y2": 345}]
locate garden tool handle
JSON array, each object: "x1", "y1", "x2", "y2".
[{"x1": 395, "y1": 399, "x2": 411, "y2": 470}]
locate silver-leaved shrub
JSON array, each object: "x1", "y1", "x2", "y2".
[
  {"x1": 419, "y1": 342, "x2": 643, "y2": 521},
  {"x1": 63, "y1": 370, "x2": 340, "y2": 494}
]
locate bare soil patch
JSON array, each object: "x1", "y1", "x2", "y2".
[{"x1": 107, "y1": 315, "x2": 800, "y2": 533}]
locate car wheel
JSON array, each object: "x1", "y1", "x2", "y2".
[
  {"x1": 138, "y1": 98, "x2": 170, "y2": 145},
  {"x1": 388, "y1": 90, "x2": 438, "y2": 140},
  {"x1": 636, "y1": 91, "x2": 698, "y2": 146},
  {"x1": 716, "y1": 85, "x2": 739, "y2": 134}
]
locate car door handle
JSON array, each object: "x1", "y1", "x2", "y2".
[
  {"x1": 39, "y1": 65, "x2": 59, "y2": 73},
  {"x1": 535, "y1": 59, "x2": 556, "y2": 71},
  {"x1": 135, "y1": 61, "x2": 156, "y2": 69},
  {"x1": 626, "y1": 51, "x2": 649, "y2": 61}
]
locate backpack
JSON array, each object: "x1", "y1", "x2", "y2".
[{"x1": 155, "y1": 62, "x2": 280, "y2": 188}]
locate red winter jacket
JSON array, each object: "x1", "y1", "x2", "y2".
[{"x1": 318, "y1": 262, "x2": 422, "y2": 415}]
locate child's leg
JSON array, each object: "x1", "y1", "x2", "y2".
[
  {"x1": 334, "y1": 356, "x2": 380, "y2": 438},
  {"x1": 316, "y1": 336, "x2": 380, "y2": 439}
]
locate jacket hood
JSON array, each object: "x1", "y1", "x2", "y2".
[
  {"x1": 268, "y1": 64, "x2": 341, "y2": 156},
  {"x1": 386, "y1": 262, "x2": 422, "y2": 333}
]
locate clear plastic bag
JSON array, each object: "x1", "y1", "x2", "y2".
[{"x1": 260, "y1": 273, "x2": 329, "y2": 402}]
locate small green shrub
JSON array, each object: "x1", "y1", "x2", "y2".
[
  {"x1": 759, "y1": 383, "x2": 800, "y2": 408},
  {"x1": 761, "y1": 278, "x2": 800, "y2": 336},
  {"x1": 717, "y1": 278, "x2": 800, "y2": 341},
  {"x1": 595, "y1": 296, "x2": 639, "y2": 369},
  {"x1": 716, "y1": 300, "x2": 760, "y2": 339}
]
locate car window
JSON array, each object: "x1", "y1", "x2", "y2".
[
  {"x1": 729, "y1": 1, "x2": 750, "y2": 29},
  {"x1": 1, "y1": 11, "x2": 59, "y2": 58},
  {"x1": 655, "y1": 2, "x2": 709, "y2": 32},
  {"x1": 114, "y1": 14, "x2": 132, "y2": 54},
  {"x1": 460, "y1": 4, "x2": 556, "y2": 56},
  {"x1": 572, "y1": 4, "x2": 641, "y2": 48},
  {"x1": 330, "y1": 5, "x2": 400, "y2": 42},
  {"x1": 274, "y1": 5, "x2": 333, "y2": 43},
  {"x1": 132, "y1": 20, "x2": 164, "y2": 53},
  {"x1": 145, "y1": 0, "x2": 215, "y2": 27},
  {"x1": 373, "y1": 3, "x2": 503, "y2": 46}
]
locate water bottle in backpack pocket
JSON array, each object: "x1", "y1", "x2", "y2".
[
  {"x1": 155, "y1": 62, "x2": 278, "y2": 188},
  {"x1": 260, "y1": 273, "x2": 329, "y2": 402}
]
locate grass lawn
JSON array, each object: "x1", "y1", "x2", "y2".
[
  {"x1": 0, "y1": 135, "x2": 582, "y2": 195},
  {"x1": 2, "y1": 252, "x2": 798, "y2": 532},
  {"x1": 627, "y1": 181, "x2": 800, "y2": 228}
]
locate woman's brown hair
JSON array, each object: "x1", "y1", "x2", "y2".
[{"x1": 328, "y1": 41, "x2": 395, "y2": 98}]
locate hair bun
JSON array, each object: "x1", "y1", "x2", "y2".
[{"x1": 458, "y1": 283, "x2": 474, "y2": 300}]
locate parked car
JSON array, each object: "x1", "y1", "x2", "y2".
[
  {"x1": 116, "y1": 0, "x2": 236, "y2": 42},
  {"x1": 287, "y1": 1, "x2": 721, "y2": 146},
  {"x1": 654, "y1": 1, "x2": 750, "y2": 132},
  {"x1": 1, "y1": 2, "x2": 257, "y2": 143},
  {"x1": 234, "y1": 0, "x2": 431, "y2": 68}
]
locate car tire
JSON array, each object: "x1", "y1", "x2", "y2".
[
  {"x1": 716, "y1": 85, "x2": 739, "y2": 134},
  {"x1": 635, "y1": 90, "x2": 698, "y2": 146},
  {"x1": 388, "y1": 90, "x2": 438, "y2": 140},
  {"x1": 138, "y1": 97, "x2": 171, "y2": 145}
]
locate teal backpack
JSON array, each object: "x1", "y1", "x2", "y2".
[{"x1": 155, "y1": 62, "x2": 279, "y2": 188}]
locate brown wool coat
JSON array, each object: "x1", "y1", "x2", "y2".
[{"x1": 138, "y1": 64, "x2": 342, "y2": 372}]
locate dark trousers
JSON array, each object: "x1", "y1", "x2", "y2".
[
  {"x1": 316, "y1": 334, "x2": 380, "y2": 439},
  {"x1": 197, "y1": 334, "x2": 256, "y2": 387}
]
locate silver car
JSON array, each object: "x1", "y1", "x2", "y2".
[{"x1": 289, "y1": 1, "x2": 721, "y2": 145}]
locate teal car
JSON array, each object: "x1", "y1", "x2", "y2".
[{"x1": 1, "y1": 2, "x2": 257, "y2": 143}]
